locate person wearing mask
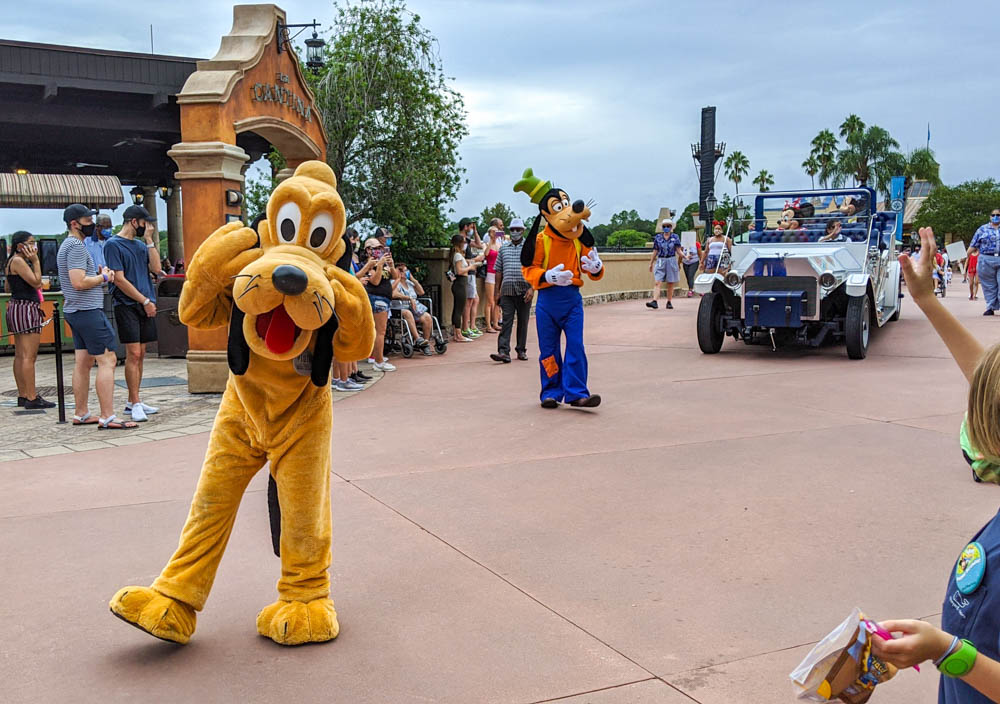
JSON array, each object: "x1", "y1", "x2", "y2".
[
  {"x1": 57, "y1": 204, "x2": 136, "y2": 429},
  {"x1": 104, "y1": 205, "x2": 162, "y2": 422},
  {"x1": 85, "y1": 213, "x2": 112, "y2": 270},
  {"x1": 357, "y1": 237, "x2": 396, "y2": 371},
  {"x1": 489, "y1": 218, "x2": 533, "y2": 363},
  {"x1": 483, "y1": 219, "x2": 505, "y2": 332},
  {"x1": 702, "y1": 221, "x2": 733, "y2": 273},
  {"x1": 392, "y1": 262, "x2": 433, "y2": 355},
  {"x1": 819, "y1": 219, "x2": 846, "y2": 242},
  {"x1": 646, "y1": 219, "x2": 683, "y2": 309},
  {"x1": 968, "y1": 208, "x2": 1000, "y2": 316},
  {"x1": 681, "y1": 232, "x2": 701, "y2": 298},
  {"x1": 461, "y1": 218, "x2": 486, "y2": 338},
  {"x1": 5, "y1": 231, "x2": 54, "y2": 409},
  {"x1": 449, "y1": 232, "x2": 481, "y2": 342}
]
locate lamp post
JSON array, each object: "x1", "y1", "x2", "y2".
[
  {"x1": 277, "y1": 19, "x2": 326, "y2": 71},
  {"x1": 706, "y1": 191, "x2": 718, "y2": 236}
]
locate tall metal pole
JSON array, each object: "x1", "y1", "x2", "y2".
[
  {"x1": 52, "y1": 301, "x2": 66, "y2": 424},
  {"x1": 699, "y1": 107, "x2": 717, "y2": 223}
]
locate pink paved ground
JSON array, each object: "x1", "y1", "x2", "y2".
[{"x1": 1, "y1": 291, "x2": 995, "y2": 703}]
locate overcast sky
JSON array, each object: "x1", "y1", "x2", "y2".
[{"x1": 3, "y1": 0, "x2": 996, "y2": 235}]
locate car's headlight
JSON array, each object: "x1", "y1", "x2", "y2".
[
  {"x1": 819, "y1": 271, "x2": 836, "y2": 288},
  {"x1": 724, "y1": 271, "x2": 742, "y2": 287}
]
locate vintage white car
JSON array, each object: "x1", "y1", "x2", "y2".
[{"x1": 694, "y1": 186, "x2": 904, "y2": 359}]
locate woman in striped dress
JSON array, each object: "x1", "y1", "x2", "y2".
[{"x1": 5, "y1": 231, "x2": 55, "y2": 409}]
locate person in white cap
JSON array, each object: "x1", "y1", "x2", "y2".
[
  {"x1": 490, "y1": 218, "x2": 533, "y2": 363},
  {"x1": 646, "y1": 219, "x2": 683, "y2": 309}
]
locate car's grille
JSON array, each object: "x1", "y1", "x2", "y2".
[{"x1": 744, "y1": 276, "x2": 818, "y2": 317}]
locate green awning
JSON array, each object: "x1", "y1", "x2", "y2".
[{"x1": 0, "y1": 173, "x2": 124, "y2": 209}]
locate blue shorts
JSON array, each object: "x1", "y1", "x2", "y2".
[
  {"x1": 369, "y1": 295, "x2": 391, "y2": 313},
  {"x1": 654, "y1": 256, "x2": 679, "y2": 283},
  {"x1": 65, "y1": 308, "x2": 117, "y2": 356}
]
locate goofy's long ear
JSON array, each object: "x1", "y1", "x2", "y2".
[
  {"x1": 580, "y1": 225, "x2": 595, "y2": 248},
  {"x1": 309, "y1": 314, "x2": 339, "y2": 387},
  {"x1": 520, "y1": 214, "x2": 543, "y2": 268},
  {"x1": 227, "y1": 307, "x2": 250, "y2": 375}
]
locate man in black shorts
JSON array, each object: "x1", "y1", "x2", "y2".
[{"x1": 104, "y1": 205, "x2": 162, "y2": 422}]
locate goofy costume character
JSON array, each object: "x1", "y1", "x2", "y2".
[{"x1": 515, "y1": 168, "x2": 603, "y2": 409}]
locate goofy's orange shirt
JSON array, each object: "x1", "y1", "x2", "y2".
[{"x1": 523, "y1": 225, "x2": 605, "y2": 290}]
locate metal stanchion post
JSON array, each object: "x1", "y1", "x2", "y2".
[{"x1": 52, "y1": 301, "x2": 67, "y2": 424}]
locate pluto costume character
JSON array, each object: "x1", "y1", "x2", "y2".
[
  {"x1": 109, "y1": 161, "x2": 375, "y2": 646},
  {"x1": 514, "y1": 168, "x2": 603, "y2": 408}
]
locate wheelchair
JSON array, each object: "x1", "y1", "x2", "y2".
[{"x1": 384, "y1": 297, "x2": 448, "y2": 358}]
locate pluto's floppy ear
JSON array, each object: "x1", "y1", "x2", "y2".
[
  {"x1": 580, "y1": 225, "x2": 595, "y2": 248},
  {"x1": 227, "y1": 307, "x2": 250, "y2": 375},
  {"x1": 334, "y1": 232, "x2": 353, "y2": 272},
  {"x1": 520, "y1": 214, "x2": 543, "y2": 268},
  {"x1": 309, "y1": 313, "x2": 339, "y2": 387}
]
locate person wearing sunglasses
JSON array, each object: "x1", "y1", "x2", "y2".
[
  {"x1": 646, "y1": 219, "x2": 682, "y2": 309},
  {"x1": 968, "y1": 209, "x2": 1000, "y2": 316}
]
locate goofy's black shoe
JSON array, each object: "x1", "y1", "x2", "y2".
[
  {"x1": 569, "y1": 395, "x2": 601, "y2": 408},
  {"x1": 540, "y1": 398, "x2": 559, "y2": 409}
]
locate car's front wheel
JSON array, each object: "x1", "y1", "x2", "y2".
[
  {"x1": 845, "y1": 295, "x2": 870, "y2": 359},
  {"x1": 697, "y1": 291, "x2": 725, "y2": 354}
]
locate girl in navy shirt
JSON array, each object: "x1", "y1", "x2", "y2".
[{"x1": 872, "y1": 227, "x2": 1000, "y2": 702}]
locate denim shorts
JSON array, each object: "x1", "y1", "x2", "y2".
[{"x1": 369, "y1": 295, "x2": 391, "y2": 313}]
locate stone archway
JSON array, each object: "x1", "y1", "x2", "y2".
[{"x1": 168, "y1": 3, "x2": 328, "y2": 392}]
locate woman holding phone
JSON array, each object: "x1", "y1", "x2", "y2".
[{"x1": 5, "y1": 231, "x2": 55, "y2": 409}]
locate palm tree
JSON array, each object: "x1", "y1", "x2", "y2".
[
  {"x1": 801, "y1": 155, "x2": 820, "y2": 189},
  {"x1": 810, "y1": 129, "x2": 838, "y2": 187},
  {"x1": 752, "y1": 169, "x2": 774, "y2": 192},
  {"x1": 834, "y1": 124, "x2": 904, "y2": 199},
  {"x1": 723, "y1": 150, "x2": 750, "y2": 196},
  {"x1": 905, "y1": 147, "x2": 942, "y2": 187},
  {"x1": 839, "y1": 114, "x2": 866, "y2": 146}
]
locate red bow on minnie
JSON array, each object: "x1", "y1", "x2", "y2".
[
  {"x1": 712, "y1": 220, "x2": 725, "y2": 227},
  {"x1": 784, "y1": 198, "x2": 802, "y2": 210}
]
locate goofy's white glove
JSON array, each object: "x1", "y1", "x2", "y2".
[
  {"x1": 580, "y1": 247, "x2": 603, "y2": 275},
  {"x1": 545, "y1": 263, "x2": 575, "y2": 287}
]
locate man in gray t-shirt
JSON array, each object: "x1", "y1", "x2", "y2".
[{"x1": 57, "y1": 204, "x2": 137, "y2": 430}]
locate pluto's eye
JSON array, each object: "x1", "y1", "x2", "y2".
[
  {"x1": 308, "y1": 212, "x2": 335, "y2": 251},
  {"x1": 275, "y1": 202, "x2": 301, "y2": 243}
]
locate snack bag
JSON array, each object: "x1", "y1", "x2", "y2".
[{"x1": 790, "y1": 608, "x2": 897, "y2": 703}]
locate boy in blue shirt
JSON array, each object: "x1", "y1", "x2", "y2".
[{"x1": 104, "y1": 204, "x2": 162, "y2": 422}]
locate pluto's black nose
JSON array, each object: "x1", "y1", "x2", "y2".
[
  {"x1": 572, "y1": 200, "x2": 585, "y2": 214},
  {"x1": 272, "y1": 265, "x2": 308, "y2": 295}
]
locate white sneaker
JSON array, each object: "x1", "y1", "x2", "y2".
[
  {"x1": 127, "y1": 401, "x2": 158, "y2": 415},
  {"x1": 332, "y1": 379, "x2": 351, "y2": 392},
  {"x1": 367, "y1": 357, "x2": 377, "y2": 364},
  {"x1": 129, "y1": 404, "x2": 148, "y2": 422},
  {"x1": 373, "y1": 360, "x2": 396, "y2": 372}
]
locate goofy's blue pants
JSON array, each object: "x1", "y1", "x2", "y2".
[{"x1": 535, "y1": 285, "x2": 589, "y2": 403}]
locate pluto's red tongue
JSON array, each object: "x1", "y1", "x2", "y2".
[{"x1": 259, "y1": 304, "x2": 297, "y2": 354}]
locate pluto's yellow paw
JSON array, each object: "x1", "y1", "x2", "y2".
[
  {"x1": 109, "y1": 586, "x2": 196, "y2": 644},
  {"x1": 256, "y1": 598, "x2": 339, "y2": 645}
]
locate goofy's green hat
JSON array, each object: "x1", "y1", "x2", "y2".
[{"x1": 513, "y1": 168, "x2": 553, "y2": 205}]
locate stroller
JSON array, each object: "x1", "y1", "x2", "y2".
[{"x1": 384, "y1": 296, "x2": 448, "y2": 358}]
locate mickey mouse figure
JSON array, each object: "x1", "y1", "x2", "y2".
[{"x1": 514, "y1": 168, "x2": 603, "y2": 409}]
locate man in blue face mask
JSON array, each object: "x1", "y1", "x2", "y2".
[
  {"x1": 969, "y1": 208, "x2": 1000, "y2": 316},
  {"x1": 84, "y1": 213, "x2": 112, "y2": 270}
]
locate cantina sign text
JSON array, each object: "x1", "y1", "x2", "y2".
[{"x1": 249, "y1": 73, "x2": 313, "y2": 123}]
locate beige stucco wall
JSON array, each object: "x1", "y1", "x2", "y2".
[{"x1": 412, "y1": 249, "x2": 692, "y2": 330}]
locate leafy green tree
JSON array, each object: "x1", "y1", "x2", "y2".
[
  {"x1": 753, "y1": 170, "x2": 774, "y2": 192},
  {"x1": 244, "y1": 149, "x2": 286, "y2": 220},
  {"x1": 590, "y1": 223, "x2": 613, "y2": 246},
  {"x1": 834, "y1": 125, "x2": 904, "y2": 199},
  {"x1": 905, "y1": 147, "x2": 942, "y2": 187},
  {"x1": 608, "y1": 209, "x2": 655, "y2": 234},
  {"x1": 839, "y1": 114, "x2": 866, "y2": 146},
  {"x1": 675, "y1": 202, "x2": 698, "y2": 233},
  {"x1": 913, "y1": 180, "x2": 1000, "y2": 244},
  {"x1": 810, "y1": 129, "x2": 838, "y2": 187},
  {"x1": 478, "y1": 202, "x2": 519, "y2": 233},
  {"x1": 606, "y1": 229, "x2": 649, "y2": 248},
  {"x1": 724, "y1": 150, "x2": 750, "y2": 196},
  {"x1": 801, "y1": 155, "x2": 820, "y2": 189},
  {"x1": 310, "y1": 0, "x2": 468, "y2": 259}
]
